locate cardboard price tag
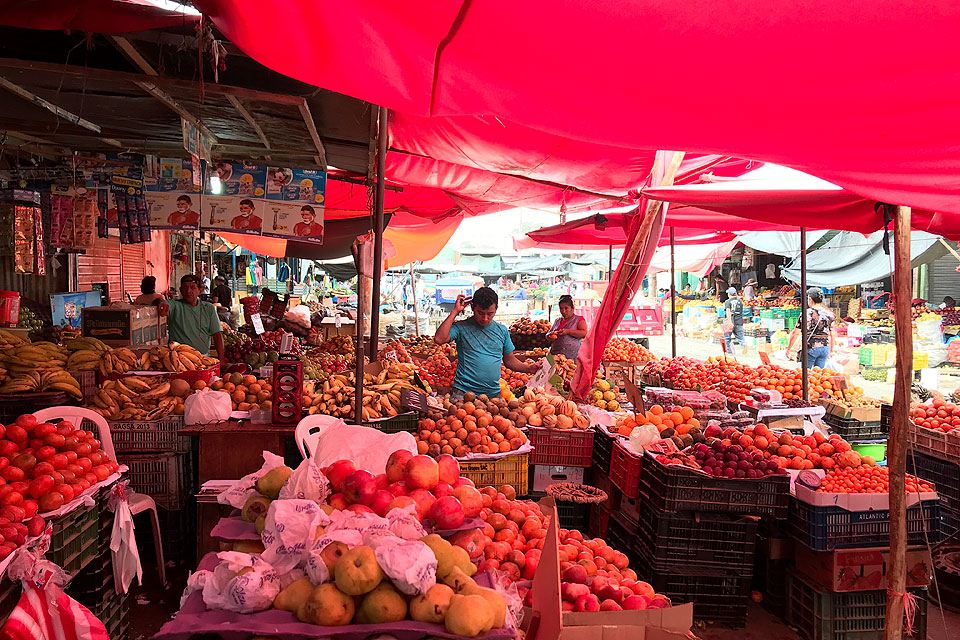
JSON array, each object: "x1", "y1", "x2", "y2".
[
  {"x1": 831, "y1": 375, "x2": 848, "y2": 392},
  {"x1": 759, "y1": 351, "x2": 771, "y2": 365},
  {"x1": 643, "y1": 439, "x2": 680, "y2": 455},
  {"x1": 251, "y1": 313, "x2": 265, "y2": 334}
]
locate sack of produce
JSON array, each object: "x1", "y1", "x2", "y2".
[{"x1": 184, "y1": 386, "x2": 233, "y2": 425}]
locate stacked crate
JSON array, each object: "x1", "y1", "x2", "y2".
[
  {"x1": 907, "y1": 449, "x2": 960, "y2": 544},
  {"x1": 527, "y1": 428, "x2": 592, "y2": 528}
]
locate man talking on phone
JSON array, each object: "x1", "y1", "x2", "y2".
[{"x1": 434, "y1": 287, "x2": 539, "y2": 399}]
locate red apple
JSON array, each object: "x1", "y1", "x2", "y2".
[
  {"x1": 574, "y1": 594, "x2": 600, "y2": 612},
  {"x1": 328, "y1": 492, "x2": 349, "y2": 511},
  {"x1": 405, "y1": 455, "x2": 439, "y2": 490},
  {"x1": 595, "y1": 584, "x2": 624, "y2": 604},
  {"x1": 436, "y1": 454, "x2": 460, "y2": 485},
  {"x1": 647, "y1": 595, "x2": 669, "y2": 609},
  {"x1": 561, "y1": 601, "x2": 574, "y2": 613},
  {"x1": 449, "y1": 528, "x2": 486, "y2": 559},
  {"x1": 429, "y1": 496, "x2": 466, "y2": 530},
  {"x1": 562, "y1": 564, "x2": 588, "y2": 585},
  {"x1": 341, "y1": 470, "x2": 377, "y2": 505},
  {"x1": 347, "y1": 504, "x2": 375, "y2": 514},
  {"x1": 453, "y1": 485, "x2": 483, "y2": 518},
  {"x1": 561, "y1": 582, "x2": 590, "y2": 602},
  {"x1": 408, "y1": 488, "x2": 437, "y2": 516},
  {"x1": 385, "y1": 449, "x2": 414, "y2": 483},
  {"x1": 369, "y1": 490, "x2": 394, "y2": 517},
  {"x1": 453, "y1": 477, "x2": 475, "y2": 488},
  {"x1": 600, "y1": 599, "x2": 623, "y2": 611},
  {"x1": 622, "y1": 595, "x2": 650, "y2": 610},
  {"x1": 374, "y1": 473, "x2": 389, "y2": 491},
  {"x1": 386, "y1": 495, "x2": 421, "y2": 519},
  {"x1": 325, "y1": 460, "x2": 356, "y2": 492},
  {"x1": 386, "y1": 481, "x2": 409, "y2": 497}
]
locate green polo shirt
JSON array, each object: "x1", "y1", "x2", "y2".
[{"x1": 167, "y1": 299, "x2": 221, "y2": 354}]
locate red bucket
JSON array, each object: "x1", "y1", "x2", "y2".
[{"x1": 0, "y1": 291, "x2": 20, "y2": 327}]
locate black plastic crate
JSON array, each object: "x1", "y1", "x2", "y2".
[
  {"x1": 638, "y1": 455, "x2": 790, "y2": 518},
  {"x1": 361, "y1": 412, "x2": 419, "y2": 434},
  {"x1": 634, "y1": 500, "x2": 758, "y2": 574},
  {"x1": 554, "y1": 501, "x2": 591, "y2": 532},
  {"x1": 790, "y1": 496, "x2": 941, "y2": 551},
  {"x1": 824, "y1": 413, "x2": 887, "y2": 441},
  {"x1": 634, "y1": 553, "x2": 751, "y2": 628},
  {"x1": 605, "y1": 512, "x2": 640, "y2": 567},
  {"x1": 942, "y1": 502, "x2": 960, "y2": 544},
  {"x1": 907, "y1": 450, "x2": 960, "y2": 505},
  {"x1": 753, "y1": 552, "x2": 791, "y2": 619},
  {"x1": 787, "y1": 571, "x2": 926, "y2": 640},
  {"x1": 592, "y1": 427, "x2": 616, "y2": 475}
]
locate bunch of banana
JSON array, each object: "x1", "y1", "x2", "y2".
[
  {"x1": 86, "y1": 376, "x2": 182, "y2": 420},
  {"x1": 0, "y1": 342, "x2": 69, "y2": 376},
  {"x1": 97, "y1": 348, "x2": 138, "y2": 376},
  {"x1": 140, "y1": 342, "x2": 219, "y2": 372},
  {"x1": 0, "y1": 329, "x2": 27, "y2": 347},
  {"x1": 0, "y1": 369, "x2": 81, "y2": 398},
  {"x1": 63, "y1": 337, "x2": 110, "y2": 354},
  {"x1": 304, "y1": 366, "x2": 421, "y2": 421}
]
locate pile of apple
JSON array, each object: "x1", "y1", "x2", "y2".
[{"x1": 559, "y1": 542, "x2": 668, "y2": 612}]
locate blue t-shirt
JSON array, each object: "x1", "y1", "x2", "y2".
[{"x1": 449, "y1": 318, "x2": 515, "y2": 396}]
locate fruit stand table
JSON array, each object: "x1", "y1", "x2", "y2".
[{"x1": 180, "y1": 421, "x2": 296, "y2": 557}]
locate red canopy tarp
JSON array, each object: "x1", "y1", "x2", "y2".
[
  {"x1": 197, "y1": 0, "x2": 960, "y2": 220},
  {"x1": 0, "y1": 0, "x2": 198, "y2": 32},
  {"x1": 518, "y1": 212, "x2": 739, "y2": 250}
]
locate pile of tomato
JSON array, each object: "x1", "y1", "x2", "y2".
[
  {"x1": 418, "y1": 354, "x2": 456, "y2": 388},
  {"x1": 816, "y1": 465, "x2": 935, "y2": 494},
  {"x1": 909, "y1": 399, "x2": 960, "y2": 434},
  {"x1": 602, "y1": 338, "x2": 656, "y2": 363},
  {"x1": 500, "y1": 364, "x2": 530, "y2": 390}
]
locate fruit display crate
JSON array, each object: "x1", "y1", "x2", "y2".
[
  {"x1": 787, "y1": 571, "x2": 927, "y2": 640},
  {"x1": 823, "y1": 413, "x2": 887, "y2": 442},
  {"x1": 458, "y1": 452, "x2": 529, "y2": 496},
  {"x1": 170, "y1": 363, "x2": 220, "y2": 386},
  {"x1": 73, "y1": 570, "x2": 130, "y2": 640},
  {"x1": 554, "y1": 501, "x2": 591, "y2": 532},
  {"x1": 109, "y1": 415, "x2": 189, "y2": 453},
  {"x1": 790, "y1": 495, "x2": 941, "y2": 551},
  {"x1": 591, "y1": 426, "x2": 616, "y2": 475},
  {"x1": 527, "y1": 427, "x2": 594, "y2": 467},
  {"x1": 509, "y1": 331, "x2": 550, "y2": 351},
  {"x1": 0, "y1": 391, "x2": 73, "y2": 424},
  {"x1": 47, "y1": 501, "x2": 100, "y2": 577},
  {"x1": 637, "y1": 454, "x2": 791, "y2": 518},
  {"x1": 634, "y1": 554, "x2": 751, "y2": 628},
  {"x1": 588, "y1": 501, "x2": 613, "y2": 539},
  {"x1": 906, "y1": 450, "x2": 960, "y2": 507},
  {"x1": 609, "y1": 440, "x2": 644, "y2": 499},
  {"x1": 634, "y1": 499, "x2": 759, "y2": 574},
  {"x1": 360, "y1": 411, "x2": 420, "y2": 434},
  {"x1": 754, "y1": 552, "x2": 791, "y2": 620},
  {"x1": 605, "y1": 511, "x2": 640, "y2": 567},
  {"x1": 115, "y1": 451, "x2": 193, "y2": 510},
  {"x1": 909, "y1": 422, "x2": 960, "y2": 466}
]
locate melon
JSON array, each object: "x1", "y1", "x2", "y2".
[{"x1": 169, "y1": 378, "x2": 192, "y2": 397}]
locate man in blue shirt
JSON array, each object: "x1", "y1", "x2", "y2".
[{"x1": 435, "y1": 287, "x2": 538, "y2": 397}]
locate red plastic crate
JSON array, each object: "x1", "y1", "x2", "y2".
[
  {"x1": 609, "y1": 439, "x2": 644, "y2": 499},
  {"x1": 528, "y1": 427, "x2": 594, "y2": 467},
  {"x1": 171, "y1": 364, "x2": 220, "y2": 386},
  {"x1": 588, "y1": 501, "x2": 613, "y2": 539}
]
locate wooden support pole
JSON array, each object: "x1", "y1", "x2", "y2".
[
  {"x1": 885, "y1": 205, "x2": 912, "y2": 639},
  {"x1": 367, "y1": 106, "x2": 388, "y2": 359},
  {"x1": 297, "y1": 100, "x2": 327, "y2": 169},
  {"x1": 670, "y1": 226, "x2": 677, "y2": 359},
  {"x1": 800, "y1": 227, "x2": 809, "y2": 401},
  {"x1": 226, "y1": 95, "x2": 272, "y2": 152}
]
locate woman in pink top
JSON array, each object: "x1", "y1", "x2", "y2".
[{"x1": 548, "y1": 295, "x2": 588, "y2": 359}]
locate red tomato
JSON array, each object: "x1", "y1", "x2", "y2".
[
  {"x1": 43, "y1": 434, "x2": 65, "y2": 449},
  {"x1": 0, "y1": 458, "x2": 9, "y2": 472},
  {"x1": 74, "y1": 443, "x2": 92, "y2": 457},
  {"x1": 35, "y1": 447, "x2": 55, "y2": 461},
  {"x1": 0, "y1": 492, "x2": 21, "y2": 507},
  {"x1": 31, "y1": 462, "x2": 54, "y2": 478},
  {"x1": 28, "y1": 439, "x2": 43, "y2": 451},
  {"x1": 91, "y1": 465, "x2": 110, "y2": 482},
  {"x1": 38, "y1": 492, "x2": 63, "y2": 513},
  {"x1": 59, "y1": 470, "x2": 76, "y2": 484},
  {"x1": 50, "y1": 455, "x2": 68, "y2": 471},
  {"x1": 1, "y1": 467, "x2": 24, "y2": 482},
  {"x1": 48, "y1": 471, "x2": 63, "y2": 485},
  {"x1": 64, "y1": 451, "x2": 77, "y2": 464},
  {"x1": 82, "y1": 473, "x2": 97, "y2": 485},
  {"x1": 14, "y1": 415, "x2": 37, "y2": 430},
  {"x1": 59, "y1": 436, "x2": 77, "y2": 451},
  {"x1": 27, "y1": 516, "x2": 44, "y2": 537},
  {"x1": 12, "y1": 454, "x2": 36, "y2": 473},
  {"x1": 88, "y1": 452, "x2": 103, "y2": 466},
  {"x1": 28, "y1": 475, "x2": 55, "y2": 499},
  {"x1": 0, "y1": 442, "x2": 17, "y2": 457},
  {"x1": 20, "y1": 501, "x2": 37, "y2": 519},
  {"x1": 57, "y1": 484, "x2": 75, "y2": 503},
  {"x1": 0, "y1": 425, "x2": 5, "y2": 440},
  {"x1": 5, "y1": 426, "x2": 27, "y2": 443},
  {"x1": 76, "y1": 458, "x2": 92, "y2": 473},
  {"x1": 76, "y1": 478, "x2": 91, "y2": 491},
  {"x1": 32, "y1": 423, "x2": 56, "y2": 438}
]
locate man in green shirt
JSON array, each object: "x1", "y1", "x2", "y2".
[{"x1": 159, "y1": 275, "x2": 225, "y2": 361}]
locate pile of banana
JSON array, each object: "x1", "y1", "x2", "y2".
[
  {"x1": 0, "y1": 329, "x2": 27, "y2": 347},
  {"x1": 86, "y1": 376, "x2": 182, "y2": 420},
  {"x1": 139, "y1": 343, "x2": 219, "y2": 372},
  {"x1": 0, "y1": 369, "x2": 82, "y2": 399},
  {"x1": 303, "y1": 362, "x2": 420, "y2": 421},
  {"x1": 65, "y1": 338, "x2": 140, "y2": 376}
]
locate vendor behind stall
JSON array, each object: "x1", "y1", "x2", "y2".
[
  {"x1": 548, "y1": 294, "x2": 587, "y2": 359},
  {"x1": 159, "y1": 274, "x2": 225, "y2": 361},
  {"x1": 434, "y1": 287, "x2": 538, "y2": 398}
]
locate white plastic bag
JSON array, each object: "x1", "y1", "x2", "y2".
[
  {"x1": 278, "y1": 458, "x2": 330, "y2": 503},
  {"x1": 184, "y1": 387, "x2": 233, "y2": 425},
  {"x1": 283, "y1": 305, "x2": 312, "y2": 330},
  {"x1": 309, "y1": 423, "x2": 416, "y2": 473},
  {"x1": 201, "y1": 552, "x2": 280, "y2": 613},
  {"x1": 917, "y1": 318, "x2": 943, "y2": 342},
  {"x1": 218, "y1": 451, "x2": 285, "y2": 509},
  {"x1": 629, "y1": 424, "x2": 661, "y2": 452},
  {"x1": 260, "y1": 499, "x2": 324, "y2": 574},
  {"x1": 375, "y1": 538, "x2": 437, "y2": 596}
]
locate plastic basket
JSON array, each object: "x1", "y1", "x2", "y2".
[
  {"x1": 47, "y1": 501, "x2": 100, "y2": 577},
  {"x1": 909, "y1": 423, "x2": 960, "y2": 466},
  {"x1": 115, "y1": 451, "x2": 192, "y2": 510},
  {"x1": 605, "y1": 512, "x2": 640, "y2": 567},
  {"x1": 0, "y1": 391, "x2": 73, "y2": 424},
  {"x1": 790, "y1": 496, "x2": 940, "y2": 551},
  {"x1": 609, "y1": 440, "x2": 644, "y2": 499},
  {"x1": 555, "y1": 501, "x2": 591, "y2": 532},
  {"x1": 458, "y1": 453, "x2": 529, "y2": 496},
  {"x1": 638, "y1": 455, "x2": 790, "y2": 518},
  {"x1": 588, "y1": 501, "x2": 613, "y2": 539},
  {"x1": 824, "y1": 413, "x2": 887, "y2": 441},
  {"x1": 361, "y1": 411, "x2": 420, "y2": 434},
  {"x1": 634, "y1": 499, "x2": 758, "y2": 574},
  {"x1": 528, "y1": 427, "x2": 594, "y2": 467},
  {"x1": 591, "y1": 427, "x2": 616, "y2": 475},
  {"x1": 787, "y1": 571, "x2": 927, "y2": 640},
  {"x1": 170, "y1": 364, "x2": 220, "y2": 385},
  {"x1": 109, "y1": 416, "x2": 188, "y2": 453},
  {"x1": 906, "y1": 450, "x2": 960, "y2": 506}
]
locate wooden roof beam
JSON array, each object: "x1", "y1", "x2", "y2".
[
  {"x1": 297, "y1": 100, "x2": 326, "y2": 168},
  {"x1": 133, "y1": 80, "x2": 219, "y2": 145},
  {"x1": 226, "y1": 94, "x2": 272, "y2": 156}
]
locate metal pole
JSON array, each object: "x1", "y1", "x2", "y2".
[
  {"x1": 800, "y1": 227, "x2": 809, "y2": 401},
  {"x1": 354, "y1": 287, "x2": 364, "y2": 421},
  {"x1": 885, "y1": 206, "x2": 912, "y2": 639},
  {"x1": 670, "y1": 227, "x2": 677, "y2": 358},
  {"x1": 409, "y1": 263, "x2": 420, "y2": 337},
  {"x1": 368, "y1": 105, "x2": 388, "y2": 359},
  {"x1": 608, "y1": 244, "x2": 613, "y2": 281}
]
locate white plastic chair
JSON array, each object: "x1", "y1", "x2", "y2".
[
  {"x1": 32, "y1": 407, "x2": 166, "y2": 587},
  {"x1": 294, "y1": 414, "x2": 336, "y2": 459}
]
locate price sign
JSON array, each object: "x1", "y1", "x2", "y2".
[
  {"x1": 335, "y1": 314, "x2": 342, "y2": 328},
  {"x1": 831, "y1": 375, "x2": 848, "y2": 392},
  {"x1": 279, "y1": 331, "x2": 294, "y2": 354},
  {"x1": 758, "y1": 351, "x2": 771, "y2": 365},
  {"x1": 251, "y1": 313, "x2": 265, "y2": 334}
]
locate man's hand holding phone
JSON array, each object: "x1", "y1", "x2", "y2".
[{"x1": 454, "y1": 294, "x2": 472, "y2": 314}]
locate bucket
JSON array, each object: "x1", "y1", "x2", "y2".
[{"x1": 0, "y1": 291, "x2": 20, "y2": 327}]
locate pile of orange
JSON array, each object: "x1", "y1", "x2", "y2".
[
  {"x1": 817, "y1": 466, "x2": 934, "y2": 494},
  {"x1": 618, "y1": 404, "x2": 699, "y2": 436},
  {"x1": 602, "y1": 338, "x2": 656, "y2": 363},
  {"x1": 416, "y1": 396, "x2": 527, "y2": 458},
  {"x1": 209, "y1": 373, "x2": 272, "y2": 411}
]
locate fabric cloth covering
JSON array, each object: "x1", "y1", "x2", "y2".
[
  {"x1": 646, "y1": 238, "x2": 740, "y2": 278},
  {"x1": 780, "y1": 230, "x2": 943, "y2": 288},
  {"x1": 737, "y1": 230, "x2": 830, "y2": 258},
  {"x1": 196, "y1": 0, "x2": 960, "y2": 219},
  {"x1": 0, "y1": 0, "x2": 197, "y2": 32}
]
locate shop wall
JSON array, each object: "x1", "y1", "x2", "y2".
[
  {"x1": 143, "y1": 230, "x2": 171, "y2": 293},
  {"x1": 0, "y1": 254, "x2": 69, "y2": 321},
  {"x1": 928, "y1": 240, "x2": 960, "y2": 304},
  {"x1": 77, "y1": 234, "x2": 122, "y2": 303},
  {"x1": 121, "y1": 243, "x2": 145, "y2": 303}
]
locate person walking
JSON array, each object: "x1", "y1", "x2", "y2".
[
  {"x1": 723, "y1": 287, "x2": 745, "y2": 354},
  {"x1": 548, "y1": 294, "x2": 588, "y2": 359},
  {"x1": 787, "y1": 287, "x2": 836, "y2": 369}
]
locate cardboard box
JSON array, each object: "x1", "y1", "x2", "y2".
[
  {"x1": 819, "y1": 399, "x2": 882, "y2": 423},
  {"x1": 533, "y1": 465, "x2": 585, "y2": 493},
  {"x1": 795, "y1": 544, "x2": 932, "y2": 592},
  {"x1": 81, "y1": 305, "x2": 167, "y2": 346},
  {"x1": 767, "y1": 414, "x2": 804, "y2": 431}
]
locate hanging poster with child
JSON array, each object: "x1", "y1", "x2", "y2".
[
  {"x1": 144, "y1": 158, "x2": 202, "y2": 230},
  {"x1": 263, "y1": 167, "x2": 326, "y2": 244},
  {"x1": 199, "y1": 163, "x2": 268, "y2": 235}
]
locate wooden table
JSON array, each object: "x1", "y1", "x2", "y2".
[{"x1": 180, "y1": 421, "x2": 296, "y2": 557}]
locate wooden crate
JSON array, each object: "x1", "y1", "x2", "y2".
[{"x1": 81, "y1": 305, "x2": 168, "y2": 347}]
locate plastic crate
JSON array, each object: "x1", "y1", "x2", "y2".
[
  {"x1": 528, "y1": 427, "x2": 594, "y2": 467},
  {"x1": 587, "y1": 472, "x2": 621, "y2": 512},
  {"x1": 591, "y1": 427, "x2": 616, "y2": 475},
  {"x1": 638, "y1": 455, "x2": 790, "y2": 518},
  {"x1": 909, "y1": 423, "x2": 960, "y2": 466},
  {"x1": 0, "y1": 391, "x2": 73, "y2": 423},
  {"x1": 361, "y1": 411, "x2": 419, "y2": 434},
  {"x1": 609, "y1": 440, "x2": 644, "y2": 499},
  {"x1": 906, "y1": 450, "x2": 960, "y2": 506},
  {"x1": 458, "y1": 453, "x2": 529, "y2": 496},
  {"x1": 170, "y1": 364, "x2": 220, "y2": 386},
  {"x1": 754, "y1": 552, "x2": 791, "y2": 619},
  {"x1": 634, "y1": 499, "x2": 758, "y2": 574},
  {"x1": 823, "y1": 413, "x2": 887, "y2": 441},
  {"x1": 0, "y1": 576, "x2": 21, "y2": 625},
  {"x1": 588, "y1": 501, "x2": 613, "y2": 539},
  {"x1": 787, "y1": 571, "x2": 927, "y2": 640},
  {"x1": 790, "y1": 496, "x2": 940, "y2": 551},
  {"x1": 555, "y1": 501, "x2": 591, "y2": 532},
  {"x1": 47, "y1": 501, "x2": 100, "y2": 577},
  {"x1": 605, "y1": 512, "x2": 640, "y2": 567},
  {"x1": 109, "y1": 416, "x2": 188, "y2": 453},
  {"x1": 115, "y1": 451, "x2": 192, "y2": 510}
]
